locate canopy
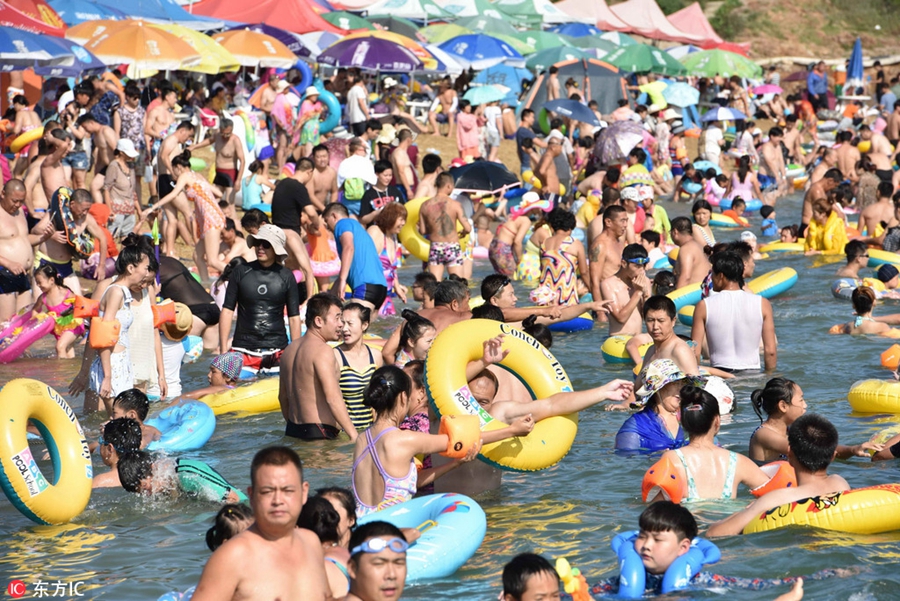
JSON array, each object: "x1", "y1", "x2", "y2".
[
  {"x1": 521, "y1": 58, "x2": 628, "y2": 116},
  {"x1": 364, "y1": 0, "x2": 451, "y2": 21},
  {"x1": 153, "y1": 23, "x2": 239, "y2": 73},
  {"x1": 0, "y1": 0, "x2": 65, "y2": 35},
  {"x1": 48, "y1": 0, "x2": 126, "y2": 25},
  {"x1": 666, "y1": 2, "x2": 722, "y2": 47},
  {"x1": 193, "y1": 0, "x2": 342, "y2": 34},
  {"x1": 433, "y1": 0, "x2": 503, "y2": 19},
  {"x1": 553, "y1": 0, "x2": 627, "y2": 29},
  {"x1": 610, "y1": 0, "x2": 705, "y2": 45},
  {"x1": 493, "y1": 0, "x2": 571, "y2": 26}
]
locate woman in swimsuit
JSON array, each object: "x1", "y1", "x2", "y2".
[
  {"x1": 391, "y1": 310, "x2": 436, "y2": 367},
  {"x1": 691, "y1": 200, "x2": 716, "y2": 248},
  {"x1": 298, "y1": 495, "x2": 352, "y2": 599},
  {"x1": 367, "y1": 202, "x2": 408, "y2": 316},
  {"x1": 32, "y1": 263, "x2": 84, "y2": 359},
  {"x1": 831, "y1": 286, "x2": 900, "y2": 337},
  {"x1": 650, "y1": 386, "x2": 769, "y2": 502},
  {"x1": 539, "y1": 208, "x2": 589, "y2": 307},
  {"x1": 491, "y1": 193, "x2": 551, "y2": 278},
  {"x1": 334, "y1": 303, "x2": 383, "y2": 432}
]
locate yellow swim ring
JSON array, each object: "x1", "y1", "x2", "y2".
[
  {"x1": 847, "y1": 379, "x2": 900, "y2": 414},
  {"x1": 601, "y1": 335, "x2": 652, "y2": 365},
  {"x1": 758, "y1": 241, "x2": 805, "y2": 253},
  {"x1": 199, "y1": 377, "x2": 279, "y2": 415},
  {"x1": 9, "y1": 126, "x2": 43, "y2": 154},
  {"x1": 0, "y1": 379, "x2": 92, "y2": 525},
  {"x1": 425, "y1": 319, "x2": 576, "y2": 472},
  {"x1": 743, "y1": 483, "x2": 900, "y2": 534},
  {"x1": 398, "y1": 197, "x2": 470, "y2": 263}
]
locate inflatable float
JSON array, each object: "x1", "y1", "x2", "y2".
[
  {"x1": 848, "y1": 379, "x2": 900, "y2": 413},
  {"x1": 0, "y1": 312, "x2": 55, "y2": 364},
  {"x1": 642, "y1": 456, "x2": 795, "y2": 503},
  {"x1": 719, "y1": 197, "x2": 763, "y2": 212},
  {"x1": 831, "y1": 277, "x2": 886, "y2": 301},
  {"x1": 747, "y1": 267, "x2": 798, "y2": 298},
  {"x1": 882, "y1": 344, "x2": 900, "y2": 370},
  {"x1": 146, "y1": 400, "x2": 216, "y2": 452},
  {"x1": 547, "y1": 312, "x2": 594, "y2": 333},
  {"x1": 356, "y1": 493, "x2": 487, "y2": 582},
  {"x1": 600, "y1": 335, "x2": 652, "y2": 365},
  {"x1": 50, "y1": 187, "x2": 94, "y2": 259},
  {"x1": 743, "y1": 483, "x2": 900, "y2": 535},
  {"x1": 9, "y1": 126, "x2": 43, "y2": 154},
  {"x1": 198, "y1": 377, "x2": 280, "y2": 415},
  {"x1": 425, "y1": 319, "x2": 575, "y2": 472},
  {"x1": 0, "y1": 379, "x2": 92, "y2": 524},
  {"x1": 666, "y1": 283, "x2": 702, "y2": 311},
  {"x1": 709, "y1": 213, "x2": 745, "y2": 228},
  {"x1": 182, "y1": 335, "x2": 203, "y2": 364},
  {"x1": 785, "y1": 163, "x2": 806, "y2": 178},
  {"x1": 677, "y1": 305, "x2": 694, "y2": 327},
  {"x1": 758, "y1": 241, "x2": 805, "y2": 253},
  {"x1": 868, "y1": 249, "x2": 900, "y2": 269},
  {"x1": 399, "y1": 197, "x2": 469, "y2": 263},
  {"x1": 612, "y1": 530, "x2": 720, "y2": 598}
]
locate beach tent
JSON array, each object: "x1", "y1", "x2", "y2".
[
  {"x1": 610, "y1": 0, "x2": 705, "y2": 45},
  {"x1": 666, "y1": 2, "x2": 722, "y2": 47},
  {"x1": 193, "y1": 0, "x2": 342, "y2": 34},
  {"x1": 364, "y1": 0, "x2": 451, "y2": 22},
  {"x1": 433, "y1": 0, "x2": 502, "y2": 19},
  {"x1": 1, "y1": 0, "x2": 65, "y2": 35},
  {"x1": 554, "y1": 0, "x2": 629, "y2": 30},
  {"x1": 520, "y1": 58, "x2": 628, "y2": 116},
  {"x1": 493, "y1": 0, "x2": 571, "y2": 26}
]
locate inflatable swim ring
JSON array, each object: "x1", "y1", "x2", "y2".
[
  {"x1": 612, "y1": 530, "x2": 720, "y2": 598},
  {"x1": 747, "y1": 267, "x2": 798, "y2": 299},
  {"x1": 719, "y1": 197, "x2": 763, "y2": 212},
  {"x1": 692, "y1": 160, "x2": 721, "y2": 175},
  {"x1": 848, "y1": 379, "x2": 900, "y2": 413},
  {"x1": 0, "y1": 313, "x2": 55, "y2": 364},
  {"x1": 356, "y1": 493, "x2": 487, "y2": 582},
  {"x1": 318, "y1": 90, "x2": 341, "y2": 135},
  {"x1": 146, "y1": 400, "x2": 216, "y2": 452},
  {"x1": 306, "y1": 226, "x2": 341, "y2": 278},
  {"x1": 9, "y1": 126, "x2": 43, "y2": 153},
  {"x1": 743, "y1": 483, "x2": 900, "y2": 535},
  {"x1": 0, "y1": 379, "x2": 92, "y2": 524},
  {"x1": 244, "y1": 202, "x2": 272, "y2": 216},
  {"x1": 785, "y1": 164, "x2": 806, "y2": 178},
  {"x1": 750, "y1": 461, "x2": 797, "y2": 497},
  {"x1": 236, "y1": 111, "x2": 255, "y2": 151},
  {"x1": 399, "y1": 197, "x2": 469, "y2": 263},
  {"x1": 182, "y1": 335, "x2": 203, "y2": 364},
  {"x1": 472, "y1": 246, "x2": 489, "y2": 260},
  {"x1": 600, "y1": 335, "x2": 652, "y2": 365},
  {"x1": 666, "y1": 282, "x2": 702, "y2": 311},
  {"x1": 677, "y1": 305, "x2": 694, "y2": 327},
  {"x1": 547, "y1": 313, "x2": 593, "y2": 333},
  {"x1": 50, "y1": 187, "x2": 94, "y2": 259},
  {"x1": 653, "y1": 256, "x2": 672, "y2": 270},
  {"x1": 709, "y1": 213, "x2": 744, "y2": 228},
  {"x1": 793, "y1": 175, "x2": 809, "y2": 189},
  {"x1": 759, "y1": 241, "x2": 805, "y2": 253},
  {"x1": 868, "y1": 249, "x2": 900, "y2": 269},
  {"x1": 189, "y1": 157, "x2": 207, "y2": 172},
  {"x1": 157, "y1": 587, "x2": 195, "y2": 601},
  {"x1": 198, "y1": 377, "x2": 279, "y2": 415},
  {"x1": 425, "y1": 319, "x2": 575, "y2": 472}
]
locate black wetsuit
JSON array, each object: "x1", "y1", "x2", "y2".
[
  {"x1": 222, "y1": 260, "x2": 299, "y2": 352},
  {"x1": 159, "y1": 256, "x2": 220, "y2": 326}
]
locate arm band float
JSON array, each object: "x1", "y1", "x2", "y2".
[
  {"x1": 439, "y1": 415, "x2": 480, "y2": 458},
  {"x1": 89, "y1": 319, "x2": 121, "y2": 349}
]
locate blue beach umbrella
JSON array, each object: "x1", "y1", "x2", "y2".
[
  {"x1": 463, "y1": 84, "x2": 507, "y2": 106},
  {"x1": 846, "y1": 37, "x2": 864, "y2": 93},
  {"x1": 701, "y1": 106, "x2": 747, "y2": 121},
  {"x1": 661, "y1": 81, "x2": 699, "y2": 108},
  {"x1": 548, "y1": 23, "x2": 601, "y2": 38},
  {"x1": 438, "y1": 34, "x2": 524, "y2": 70},
  {"x1": 471, "y1": 64, "x2": 533, "y2": 95},
  {"x1": 543, "y1": 98, "x2": 600, "y2": 126},
  {"x1": 34, "y1": 38, "x2": 106, "y2": 78},
  {"x1": 48, "y1": 0, "x2": 127, "y2": 25},
  {"x1": 0, "y1": 26, "x2": 72, "y2": 71}
]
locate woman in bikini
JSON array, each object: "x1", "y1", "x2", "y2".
[
  {"x1": 334, "y1": 303, "x2": 383, "y2": 432},
  {"x1": 366, "y1": 202, "x2": 408, "y2": 316},
  {"x1": 830, "y1": 286, "x2": 900, "y2": 337},
  {"x1": 489, "y1": 193, "x2": 550, "y2": 278},
  {"x1": 691, "y1": 199, "x2": 716, "y2": 248}
]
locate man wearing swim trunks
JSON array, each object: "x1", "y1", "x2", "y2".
[
  {"x1": 859, "y1": 124, "x2": 895, "y2": 183},
  {"x1": 76, "y1": 113, "x2": 118, "y2": 205},
  {"x1": 418, "y1": 172, "x2": 471, "y2": 279},
  {"x1": 193, "y1": 119, "x2": 244, "y2": 206},
  {"x1": 41, "y1": 188, "x2": 108, "y2": 295},
  {"x1": 156, "y1": 121, "x2": 196, "y2": 256},
  {"x1": 758, "y1": 128, "x2": 787, "y2": 204},
  {"x1": 0, "y1": 180, "x2": 52, "y2": 321},
  {"x1": 325, "y1": 203, "x2": 388, "y2": 311},
  {"x1": 280, "y1": 294, "x2": 358, "y2": 441}
]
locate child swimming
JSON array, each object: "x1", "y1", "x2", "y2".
[
  {"x1": 112, "y1": 388, "x2": 161, "y2": 449},
  {"x1": 117, "y1": 450, "x2": 247, "y2": 503},
  {"x1": 93, "y1": 417, "x2": 142, "y2": 489},
  {"x1": 179, "y1": 351, "x2": 243, "y2": 400}
]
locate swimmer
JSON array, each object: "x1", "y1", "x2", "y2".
[
  {"x1": 835, "y1": 240, "x2": 869, "y2": 279},
  {"x1": 501, "y1": 553, "x2": 563, "y2": 601},
  {"x1": 615, "y1": 359, "x2": 690, "y2": 453},
  {"x1": 344, "y1": 521, "x2": 409, "y2": 601},
  {"x1": 830, "y1": 286, "x2": 900, "y2": 337},
  {"x1": 31, "y1": 263, "x2": 84, "y2": 359},
  {"x1": 601, "y1": 243, "x2": 652, "y2": 336},
  {"x1": 176, "y1": 352, "x2": 243, "y2": 401},
  {"x1": 92, "y1": 417, "x2": 142, "y2": 489},
  {"x1": 317, "y1": 486, "x2": 356, "y2": 548},
  {"x1": 780, "y1": 225, "x2": 800, "y2": 244},
  {"x1": 111, "y1": 388, "x2": 161, "y2": 450},
  {"x1": 206, "y1": 503, "x2": 253, "y2": 552},
  {"x1": 480, "y1": 274, "x2": 610, "y2": 326},
  {"x1": 631, "y1": 296, "x2": 700, "y2": 380},
  {"x1": 117, "y1": 449, "x2": 246, "y2": 504}
]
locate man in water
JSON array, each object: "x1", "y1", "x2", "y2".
[
  {"x1": 344, "y1": 522, "x2": 408, "y2": 601},
  {"x1": 280, "y1": 293, "x2": 357, "y2": 441},
  {"x1": 191, "y1": 446, "x2": 330, "y2": 601},
  {"x1": 633, "y1": 295, "x2": 700, "y2": 381},
  {"x1": 324, "y1": 202, "x2": 388, "y2": 312},
  {"x1": 41, "y1": 188, "x2": 108, "y2": 293},
  {"x1": 270, "y1": 157, "x2": 317, "y2": 300},
  {"x1": 156, "y1": 121, "x2": 197, "y2": 256},
  {"x1": 418, "y1": 172, "x2": 471, "y2": 279},
  {"x1": 601, "y1": 243, "x2": 652, "y2": 336},
  {"x1": 859, "y1": 181, "x2": 895, "y2": 238},
  {"x1": 758, "y1": 127, "x2": 787, "y2": 203},
  {"x1": 859, "y1": 124, "x2": 895, "y2": 184},
  {"x1": 589, "y1": 205, "x2": 629, "y2": 302},
  {"x1": 708, "y1": 413, "x2": 849, "y2": 537},
  {"x1": 801, "y1": 168, "x2": 842, "y2": 237},
  {"x1": 219, "y1": 224, "x2": 301, "y2": 371},
  {"x1": 193, "y1": 119, "x2": 244, "y2": 206},
  {"x1": 0, "y1": 180, "x2": 52, "y2": 320},
  {"x1": 391, "y1": 128, "x2": 416, "y2": 201},
  {"x1": 835, "y1": 130, "x2": 861, "y2": 184},
  {"x1": 307, "y1": 144, "x2": 338, "y2": 211},
  {"x1": 670, "y1": 217, "x2": 710, "y2": 289},
  {"x1": 835, "y1": 240, "x2": 870, "y2": 278}
]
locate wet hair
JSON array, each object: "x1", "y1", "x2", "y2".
[
  {"x1": 117, "y1": 450, "x2": 153, "y2": 493},
  {"x1": 502, "y1": 554, "x2": 560, "y2": 601},
  {"x1": 374, "y1": 201, "x2": 407, "y2": 233},
  {"x1": 175, "y1": 120, "x2": 195, "y2": 132},
  {"x1": 679, "y1": 385, "x2": 719, "y2": 437},
  {"x1": 398, "y1": 309, "x2": 436, "y2": 353},
  {"x1": 34, "y1": 263, "x2": 65, "y2": 287},
  {"x1": 788, "y1": 413, "x2": 838, "y2": 472},
  {"x1": 433, "y1": 279, "x2": 468, "y2": 307},
  {"x1": 471, "y1": 303, "x2": 504, "y2": 321},
  {"x1": 601, "y1": 187, "x2": 620, "y2": 208},
  {"x1": 638, "y1": 500, "x2": 697, "y2": 541},
  {"x1": 348, "y1": 521, "x2": 406, "y2": 559},
  {"x1": 297, "y1": 496, "x2": 341, "y2": 545},
  {"x1": 547, "y1": 207, "x2": 575, "y2": 232},
  {"x1": 307, "y1": 292, "x2": 342, "y2": 326},
  {"x1": 852, "y1": 286, "x2": 877, "y2": 315},
  {"x1": 845, "y1": 240, "x2": 868, "y2": 263},
  {"x1": 481, "y1": 273, "x2": 510, "y2": 301},
  {"x1": 602, "y1": 204, "x2": 626, "y2": 223},
  {"x1": 711, "y1": 251, "x2": 744, "y2": 284},
  {"x1": 642, "y1": 295, "x2": 676, "y2": 320},
  {"x1": 652, "y1": 271, "x2": 676, "y2": 296},
  {"x1": 241, "y1": 208, "x2": 269, "y2": 230},
  {"x1": 248, "y1": 160, "x2": 265, "y2": 174},
  {"x1": 879, "y1": 181, "x2": 895, "y2": 198},
  {"x1": 250, "y1": 446, "x2": 303, "y2": 487},
  {"x1": 691, "y1": 199, "x2": 713, "y2": 217},
  {"x1": 413, "y1": 271, "x2": 437, "y2": 289},
  {"x1": 113, "y1": 388, "x2": 150, "y2": 421},
  {"x1": 622, "y1": 243, "x2": 648, "y2": 262},
  {"x1": 780, "y1": 224, "x2": 799, "y2": 241},
  {"x1": 206, "y1": 504, "x2": 253, "y2": 551},
  {"x1": 522, "y1": 315, "x2": 552, "y2": 348},
  {"x1": 751, "y1": 377, "x2": 798, "y2": 422},
  {"x1": 670, "y1": 216, "x2": 692, "y2": 235},
  {"x1": 323, "y1": 202, "x2": 349, "y2": 220},
  {"x1": 402, "y1": 359, "x2": 425, "y2": 391},
  {"x1": 422, "y1": 153, "x2": 442, "y2": 174},
  {"x1": 316, "y1": 486, "x2": 357, "y2": 529},
  {"x1": 341, "y1": 301, "x2": 371, "y2": 325},
  {"x1": 101, "y1": 417, "x2": 142, "y2": 455},
  {"x1": 364, "y1": 365, "x2": 412, "y2": 417},
  {"x1": 295, "y1": 157, "x2": 314, "y2": 173},
  {"x1": 640, "y1": 230, "x2": 660, "y2": 247}
]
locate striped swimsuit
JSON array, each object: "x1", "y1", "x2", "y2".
[{"x1": 336, "y1": 345, "x2": 377, "y2": 431}]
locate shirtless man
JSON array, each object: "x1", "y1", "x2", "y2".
[
  {"x1": 157, "y1": 122, "x2": 197, "y2": 256},
  {"x1": 600, "y1": 243, "x2": 651, "y2": 336},
  {"x1": 416, "y1": 153, "x2": 442, "y2": 200},
  {"x1": 535, "y1": 138, "x2": 562, "y2": 203},
  {"x1": 418, "y1": 172, "x2": 471, "y2": 279},
  {"x1": 307, "y1": 144, "x2": 338, "y2": 212},
  {"x1": 835, "y1": 130, "x2": 861, "y2": 184},
  {"x1": 547, "y1": 66, "x2": 560, "y2": 101},
  {"x1": 800, "y1": 168, "x2": 842, "y2": 236},
  {"x1": 190, "y1": 446, "x2": 331, "y2": 601},
  {"x1": 144, "y1": 85, "x2": 177, "y2": 165},
  {"x1": 671, "y1": 217, "x2": 711, "y2": 289},
  {"x1": 428, "y1": 78, "x2": 458, "y2": 136},
  {"x1": 391, "y1": 129, "x2": 415, "y2": 200},
  {"x1": 40, "y1": 128, "x2": 72, "y2": 203},
  {"x1": 887, "y1": 100, "x2": 900, "y2": 147},
  {"x1": 809, "y1": 148, "x2": 837, "y2": 185},
  {"x1": 216, "y1": 218, "x2": 255, "y2": 264},
  {"x1": 634, "y1": 295, "x2": 700, "y2": 382},
  {"x1": 42, "y1": 188, "x2": 108, "y2": 294},
  {"x1": 0, "y1": 180, "x2": 52, "y2": 320},
  {"x1": 859, "y1": 125, "x2": 895, "y2": 184},
  {"x1": 23, "y1": 143, "x2": 48, "y2": 214},
  {"x1": 75, "y1": 114, "x2": 118, "y2": 204},
  {"x1": 589, "y1": 205, "x2": 628, "y2": 302},
  {"x1": 781, "y1": 115, "x2": 807, "y2": 166},
  {"x1": 279, "y1": 293, "x2": 358, "y2": 442},
  {"x1": 194, "y1": 119, "x2": 244, "y2": 206},
  {"x1": 860, "y1": 181, "x2": 895, "y2": 237},
  {"x1": 10, "y1": 94, "x2": 42, "y2": 177},
  {"x1": 758, "y1": 127, "x2": 787, "y2": 203}
]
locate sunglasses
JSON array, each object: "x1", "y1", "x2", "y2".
[
  {"x1": 625, "y1": 257, "x2": 650, "y2": 265},
  {"x1": 256, "y1": 240, "x2": 272, "y2": 250},
  {"x1": 350, "y1": 537, "x2": 409, "y2": 557}
]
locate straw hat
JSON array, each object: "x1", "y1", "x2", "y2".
[{"x1": 161, "y1": 302, "x2": 193, "y2": 342}]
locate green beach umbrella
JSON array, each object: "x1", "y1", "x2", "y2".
[
  {"x1": 322, "y1": 11, "x2": 375, "y2": 31},
  {"x1": 519, "y1": 30, "x2": 575, "y2": 53},
  {"x1": 571, "y1": 36, "x2": 619, "y2": 56},
  {"x1": 604, "y1": 43, "x2": 686, "y2": 75},
  {"x1": 600, "y1": 31, "x2": 637, "y2": 47},
  {"x1": 369, "y1": 16, "x2": 420, "y2": 39},
  {"x1": 680, "y1": 49, "x2": 762, "y2": 79},
  {"x1": 419, "y1": 23, "x2": 473, "y2": 44},
  {"x1": 463, "y1": 84, "x2": 508, "y2": 106},
  {"x1": 456, "y1": 15, "x2": 519, "y2": 37},
  {"x1": 494, "y1": 33, "x2": 536, "y2": 56},
  {"x1": 525, "y1": 46, "x2": 591, "y2": 72}
]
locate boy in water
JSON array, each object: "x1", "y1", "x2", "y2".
[
  {"x1": 179, "y1": 352, "x2": 243, "y2": 400},
  {"x1": 93, "y1": 417, "x2": 142, "y2": 488},
  {"x1": 117, "y1": 449, "x2": 246, "y2": 503},
  {"x1": 112, "y1": 388, "x2": 161, "y2": 449},
  {"x1": 501, "y1": 553, "x2": 562, "y2": 601}
]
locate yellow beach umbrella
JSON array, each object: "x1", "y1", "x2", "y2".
[
  {"x1": 76, "y1": 20, "x2": 201, "y2": 72},
  {"x1": 341, "y1": 30, "x2": 438, "y2": 71},
  {"x1": 212, "y1": 30, "x2": 295, "y2": 69},
  {"x1": 149, "y1": 23, "x2": 239, "y2": 74}
]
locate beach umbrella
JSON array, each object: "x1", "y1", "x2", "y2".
[
  {"x1": 0, "y1": 25, "x2": 72, "y2": 69},
  {"x1": 543, "y1": 98, "x2": 600, "y2": 126},
  {"x1": 548, "y1": 23, "x2": 600, "y2": 38},
  {"x1": 753, "y1": 84, "x2": 782, "y2": 95},
  {"x1": 701, "y1": 106, "x2": 747, "y2": 121},
  {"x1": 319, "y1": 37, "x2": 422, "y2": 71},
  {"x1": 593, "y1": 119, "x2": 644, "y2": 165},
  {"x1": 600, "y1": 31, "x2": 636, "y2": 47},
  {"x1": 322, "y1": 11, "x2": 375, "y2": 31},
  {"x1": 78, "y1": 20, "x2": 201, "y2": 71},
  {"x1": 665, "y1": 44, "x2": 700, "y2": 60},
  {"x1": 65, "y1": 18, "x2": 122, "y2": 44},
  {"x1": 846, "y1": 37, "x2": 864, "y2": 92},
  {"x1": 680, "y1": 48, "x2": 762, "y2": 79},
  {"x1": 151, "y1": 23, "x2": 239, "y2": 74},
  {"x1": 449, "y1": 160, "x2": 520, "y2": 194},
  {"x1": 571, "y1": 36, "x2": 618, "y2": 56},
  {"x1": 782, "y1": 70, "x2": 808, "y2": 82},
  {"x1": 620, "y1": 164, "x2": 653, "y2": 187},
  {"x1": 455, "y1": 15, "x2": 518, "y2": 37},
  {"x1": 369, "y1": 16, "x2": 420, "y2": 39},
  {"x1": 438, "y1": 34, "x2": 523, "y2": 70},
  {"x1": 298, "y1": 31, "x2": 341, "y2": 56},
  {"x1": 213, "y1": 30, "x2": 296, "y2": 68},
  {"x1": 472, "y1": 64, "x2": 533, "y2": 94},
  {"x1": 463, "y1": 84, "x2": 507, "y2": 106},
  {"x1": 228, "y1": 24, "x2": 312, "y2": 58},
  {"x1": 661, "y1": 81, "x2": 699, "y2": 107},
  {"x1": 520, "y1": 30, "x2": 576, "y2": 53},
  {"x1": 341, "y1": 30, "x2": 439, "y2": 70},
  {"x1": 419, "y1": 23, "x2": 472, "y2": 44},
  {"x1": 424, "y1": 43, "x2": 466, "y2": 74},
  {"x1": 525, "y1": 46, "x2": 590, "y2": 72},
  {"x1": 48, "y1": 0, "x2": 126, "y2": 25},
  {"x1": 604, "y1": 44, "x2": 686, "y2": 76},
  {"x1": 493, "y1": 34, "x2": 535, "y2": 57},
  {"x1": 33, "y1": 36, "x2": 106, "y2": 77}
]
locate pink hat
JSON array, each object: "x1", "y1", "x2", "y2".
[{"x1": 510, "y1": 191, "x2": 552, "y2": 219}]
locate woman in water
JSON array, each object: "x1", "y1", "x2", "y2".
[
  {"x1": 831, "y1": 286, "x2": 900, "y2": 337},
  {"x1": 334, "y1": 302, "x2": 383, "y2": 432},
  {"x1": 691, "y1": 199, "x2": 716, "y2": 248},
  {"x1": 31, "y1": 264, "x2": 85, "y2": 358},
  {"x1": 539, "y1": 208, "x2": 588, "y2": 307},
  {"x1": 780, "y1": 224, "x2": 800, "y2": 243},
  {"x1": 615, "y1": 359, "x2": 689, "y2": 453},
  {"x1": 391, "y1": 310, "x2": 436, "y2": 366},
  {"x1": 649, "y1": 386, "x2": 769, "y2": 502},
  {"x1": 804, "y1": 197, "x2": 848, "y2": 255},
  {"x1": 297, "y1": 496, "x2": 350, "y2": 599},
  {"x1": 241, "y1": 159, "x2": 274, "y2": 209},
  {"x1": 726, "y1": 156, "x2": 764, "y2": 204},
  {"x1": 366, "y1": 202, "x2": 408, "y2": 316},
  {"x1": 317, "y1": 487, "x2": 356, "y2": 549}
]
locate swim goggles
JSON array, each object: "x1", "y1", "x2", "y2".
[
  {"x1": 625, "y1": 257, "x2": 650, "y2": 265},
  {"x1": 350, "y1": 537, "x2": 409, "y2": 557}
]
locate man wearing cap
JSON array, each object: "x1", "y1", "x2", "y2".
[
  {"x1": 601, "y1": 243, "x2": 652, "y2": 336},
  {"x1": 218, "y1": 224, "x2": 302, "y2": 373},
  {"x1": 193, "y1": 119, "x2": 244, "y2": 206}
]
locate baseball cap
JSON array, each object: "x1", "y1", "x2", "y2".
[
  {"x1": 248, "y1": 223, "x2": 288, "y2": 258},
  {"x1": 116, "y1": 138, "x2": 140, "y2": 159}
]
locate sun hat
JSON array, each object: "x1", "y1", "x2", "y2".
[
  {"x1": 636, "y1": 358, "x2": 688, "y2": 398},
  {"x1": 620, "y1": 187, "x2": 640, "y2": 202},
  {"x1": 247, "y1": 223, "x2": 288, "y2": 258},
  {"x1": 211, "y1": 352, "x2": 244, "y2": 382},
  {"x1": 304, "y1": 86, "x2": 320, "y2": 98},
  {"x1": 509, "y1": 191, "x2": 552, "y2": 219},
  {"x1": 116, "y1": 138, "x2": 140, "y2": 159},
  {"x1": 161, "y1": 302, "x2": 193, "y2": 342}
]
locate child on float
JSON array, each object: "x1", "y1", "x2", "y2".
[
  {"x1": 117, "y1": 449, "x2": 247, "y2": 503},
  {"x1": 31, "y1": 263, "x2": 85, "y2": 359},
  {"x1": 206, "y1": 503, "x2": 253, "y2": 551},
  {"x1": 748, "y1": 377, "x2": 880, "y2": 464},
  {"x1": 92, "y1": 417, "x2": 143, "y2": 489},
  {"x1": 112, "y1": 388, "x2": 161, "y2": 449},
  {"x1": 175, "y1": 352, "x2": 243, "y2": 401},
  {"x1": 830, "y1": 286, "x2": 900, "y2": 337},
  {"x1": 722, "y1": 197, "x2": 750, "y2": 227}
]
